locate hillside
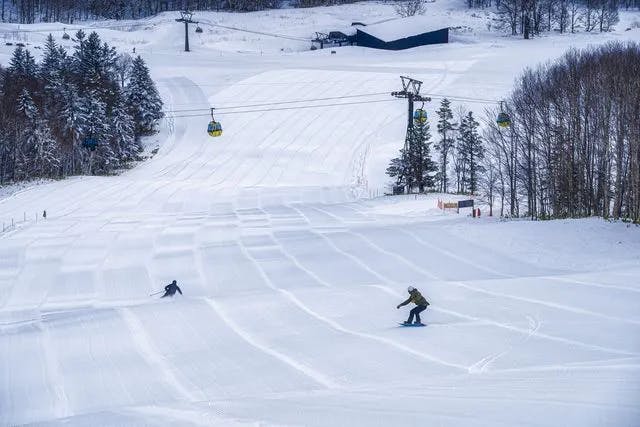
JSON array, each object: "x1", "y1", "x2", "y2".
[{"x1": 1, "y1": 1, "x2": 640, "y2": 425}]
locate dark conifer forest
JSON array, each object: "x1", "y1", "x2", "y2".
[{"x1": 0, "y1": 31, "x2": 163, "y2": 183}]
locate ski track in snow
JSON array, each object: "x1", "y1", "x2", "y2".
[{"x1": 1, "y1": 4, "x2": 640, "y2": 426}]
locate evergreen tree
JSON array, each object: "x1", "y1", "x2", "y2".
[
  {"x1": 0, "y1": 39, "x2": 163, "y2": 182},
  {"x1": 408, "y1": 117, "x2": 438, "y2": 193},
  {"x1": 59, "y1": 82, "x2": 85, "y2": 174},
  {"x1": 125, "y1": 56, "x2": 163, "y2": 138},
  {"x1": 110, "y1": 99, "x2": 138, "y2": 161},
  {"x1": 457, "y1": 111, "x2": 485, "y2": 194},
  {"x1": 80, "y1": 91, "x2": 115, "y2": 174},
  {"x1": 23, "y1": 116, "x2": 61, "y2": 178},
  {"x1": 386, "y1": 149, "x2": 410, "y2": 194},
  {"x1": 17, "y1": 88, "x2": 37, "y2": 120},
  {"x1": 14, "y1": 88, "x2": 38, "y2": 179},
  {"x1": 40, "y1": 35, "x2": 62, "y2": 86},
  {"x1": 435, "y1": 98, "x2": 455, "y2": 193}
]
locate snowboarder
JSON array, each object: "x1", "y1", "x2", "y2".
[
  {"x1": 397, "y1": 286, "x2": 429, "y2": 325},
  {"x1": 161, "y1": 280, "x2": 182, "y2": 298}
]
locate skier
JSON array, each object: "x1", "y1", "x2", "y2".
[
  {"x1": 161, "y1": 280, "x2": 182, "y2": 298},
  {"x1": 397, "y1": 286, "x2": 430, "y2": 325}
]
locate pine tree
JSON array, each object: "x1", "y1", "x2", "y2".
[
  {"x1": 0, "y1": 35, "x2": 163, "y2": 182},
  {"x1": 27, "y1": 120, "x2": 61, "y2": 178},
  {"x1": 59, "y1": 83, "x2": 85, "y2": 174},
  {"x1": 72, "y1": 31, "x2": 119, "y2": 108},
  {"x1": 110, "y1": 98, "x2": 138, "y2": 161},
  {"x1": 387, "y1": 149, "x2": 410, "y2": 194},
  {"x1": 80, "y1": 91, "x2": 115, "y2": 174},
  {"x1": 435, "y1": 98, "x2": 455, "y2": 193},
  {"x1": 408, "y1": 117, "x2": 438, "y2": 193},
  {"x1": 17, "y1": 88, "x2": 37, "y2": 120},
  {"x1": 14, "y1": 89, "x2": 38, "y2": 179},
  {"x1": 457, "y1": 111, "x2": 485, "y2": 195},
  {"x1": 125, "y1": 55, "x2": 163, "y2": 138}
]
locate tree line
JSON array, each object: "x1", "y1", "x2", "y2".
[
  {"x1": 0, "y1": 31, "x2": 163, "y2": 183},
  {"x1": 482, "y1": 41, "x2": 640, "y2": 222},
  {"x1": 0, "y1": 0, "x2": 363, "y2": 23}
]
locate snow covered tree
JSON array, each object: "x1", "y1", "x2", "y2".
[
  {"x1": 387, "y1": 115, "x2": 438, "y2": 194},
  {"x1": 435, "y1": 98, "x2": 456, "y2": 193},
  {"x1": 125, "y1": 55, "x2": 163, "y2": 138},
  {"x1": 0, "y1": 35, "x2": 162, "y2": 182},
  {"x1": 80, "y1": 91, "x2": 116, "y2": 174},
  {"x1": 386, "y1": 149, "x2": 410, "y2": 194},
  {"x1": 58, "y1": 83, "x2": 85, "y2": 174},
  {"x1": 110, "y1": 98, "x2": 138, "y2": 161},
  {"x1": 17, "y1": 88, "x2": 37, "y2": 120}
]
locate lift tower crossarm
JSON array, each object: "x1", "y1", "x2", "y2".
[{"x1": 391, "y1": 76, "x2": 431, "y2": 134}]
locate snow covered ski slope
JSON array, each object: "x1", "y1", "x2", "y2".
[{"x1": 1, "y1": 2, "x2": 640, "y2": 426}]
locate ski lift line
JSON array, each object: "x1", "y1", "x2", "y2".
[
  {"x1": 155, "y1": 79, "x2": 396, "y2": 88},
  {"x1": 165, "y1": 98, "x2": 399, "y2": 118},
  {"x1": 198, "y1": 19, "x2": 311, "y2": 42},
  {"x1": 161, "y1": 92, "x2": 502, "y2": 115},
  {"x1": 424, "y1": 92, "x2": 502, "y2": 104},
  {"x1": 161, "y1": 92, "x2": 392, "y2": 114}
]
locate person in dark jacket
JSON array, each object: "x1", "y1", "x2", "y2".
[
  {"x1": 397, "y1": 286, "x2": 430, "y2": 325},
  {"x1": 161, "y1": 280, "x2": 182, "y2": 298}
]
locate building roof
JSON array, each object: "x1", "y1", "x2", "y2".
[{"x1": 357, "y1": 15, "x2": 448, "y2": 42}]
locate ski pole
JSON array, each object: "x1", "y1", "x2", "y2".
[{"x1": 149, "y1": 290, "x2": 164, "y2": 297}]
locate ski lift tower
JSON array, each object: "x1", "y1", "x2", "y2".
[
  {"x1": 176, "y1": 10, "x2": 198, "y2": 52},
  {"x1": 391, "y1": 76, "x2": 431, "y2": 151}
]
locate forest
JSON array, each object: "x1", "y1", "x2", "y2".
[
  {"x1": 483, "y1": 41, "x2": 640, "y2": 222},
  {"x1": 388, "y1": 42, "x2": 640, "y2": 223},
  {"x1": 0, "y1": 31, "x2": 163, "y2": 183},
  {"x1": 1, "y1": 0, "x2": 359, "y2": 22},
  {"x1": 1, "y1": 0, "x2": 635, "y2": 36}
]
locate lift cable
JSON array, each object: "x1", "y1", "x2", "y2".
[
  {"x1": 198, "y1": 19, "x2": 311, "y2": 42},
  {"x1": 164, "y1": 98, "x2": 399, "y2": 118},
  {"x1": 162, "y1": 91, "x2": 392, "y2": 114}
]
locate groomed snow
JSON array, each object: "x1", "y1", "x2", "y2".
[{"x1": 1, "y1": 1, "x2": 640, "y2": 425}]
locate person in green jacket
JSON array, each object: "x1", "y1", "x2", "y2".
[{"x1": 397, "y1": 286, "x2": 430, "y2": 325}]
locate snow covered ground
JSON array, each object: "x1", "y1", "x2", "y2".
[{"x1": 1, "y1": 1, "x2": 640, "y2": 425}]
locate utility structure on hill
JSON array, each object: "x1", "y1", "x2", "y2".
[
  {"x1": 392, "y1": 76, "x2": 431, "y2": 153},
  {"x1": 176, "y1": 10, "x2": 198, "y2": 52}
]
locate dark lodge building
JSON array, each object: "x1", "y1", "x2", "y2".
[{"x1": 353, "y1": 16, "x2": 449, "y2": 50}]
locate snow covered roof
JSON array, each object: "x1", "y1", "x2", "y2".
[{"x1": 357, "y1": 15, "x2": 449, "y2": 42}]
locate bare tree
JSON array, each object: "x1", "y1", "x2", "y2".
[
  {"x1": 482, "y1": 42, "x2": 640, "y2": 222},
  {"x1": 393, "y1": 0, "x2": 427, "y2": 17}
]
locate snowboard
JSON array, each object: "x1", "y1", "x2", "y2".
[{"x1": 398, "y1": 322, "x2": 425, "y2": 327}]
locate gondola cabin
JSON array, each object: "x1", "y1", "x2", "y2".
[
  {"x1": 496, "y1": 112, "x2": 511, "y2": 128},
  {"x1": 413, "y1": 109, "x2": 428, "y2": 123},
  {"x1": 207, "y1": 120, "x2": 222, "y2": 137}
]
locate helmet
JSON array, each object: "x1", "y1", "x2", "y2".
[
  {"x1": 172, "y1": 280, "x2": 177, "y2": 285},
  {"x1": 407, "y1": 286, "x2": 415, "y2": 292}
]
